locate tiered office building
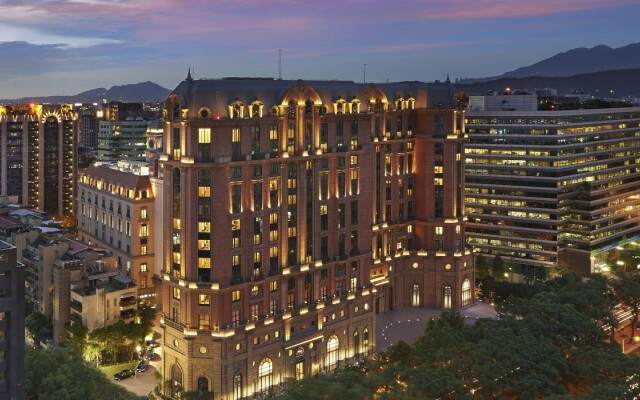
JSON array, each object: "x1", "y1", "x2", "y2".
[{"x1": 465, "y1": 94, "x2": 640, "y2": 275}]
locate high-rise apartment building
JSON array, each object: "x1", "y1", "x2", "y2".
[
  {"x1": 465, "y1": 94, "x2": 640, "y2": 275},
  {"x1": 0, "y1": 241, "x2": 25, "y2": 400},
  {"x1": 158, "y1": 76, "x2": 473, "y2": 398},
  {"x1": 0, "y1": 104, "x2": 76, "y2": 220}
]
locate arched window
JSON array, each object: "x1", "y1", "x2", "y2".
[
  {"x1": 233, "y1": 373, "x2": 242, "y2": 400},
  {"x1": 461, "y1": 279, "x2": 472, "y2": 307},
  {"x1": 411, "y1": 283, "x2": 420, "y2": 307},
  {"x1": 288, "y1": 100, "x2": 297, "y2": 119},
  {"x1": 304, "y1": 100, "x2": 313, "y2": 118},
  {"x1": 335, "y1": 99, "x2": 346, "y2": 115},
  {"x1": 443, "y1": 285, "x2": 452, "y2": 309},
  {"x1": 258, "y1": 358, "x2": 273, "y2": 394},
  {"x1": 233, "y1": 103, "x2": 243, "y2": 118},
  {"x1": 327, "y1": 335, "x2": 339, "y2": 370},
  {"x1": 170, "y1": 364, "x2": 183, "y2": 397},
  {"x1": 396, "y1": 98, "x2": 404, "y2": 110},
  {"x1": 251, "y1": 101, "x2": 263, "y2": 118},
  {"x1": 350, "y1": 99, "x2": 360, "y2": 114},
  {"x1": 353, "y1": 331, "x2": 360, "y2": 357},
  {"x1": 197, "y1": 376, "x2": 209, "y2": 394},
  {"x1": 363, "y1": 328, "x2": 369, "y2": 353}
]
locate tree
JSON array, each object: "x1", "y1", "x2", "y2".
[
  {"x1": 25, "y1": 347, "x2": 144, "y2": 400},
  {"x1": 25, "y1": 311, "x2": 51, "y2": 344},
  {"x1": 612, "y1": 273, "x2": 640, "y2": 342}
]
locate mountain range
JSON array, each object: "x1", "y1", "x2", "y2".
[
  {"x1": 459, "y1": 43, "x2": 640, "y2": 84},
  {"x1": 0, "y1": 81, "x2": 171, "y2": 105},
  {"x1": 456, "y1": 68, "x2": 640, "y2": 97}
]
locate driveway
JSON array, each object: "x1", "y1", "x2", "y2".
[{"x1": 376, "y1": 302, "x2": 497, "y2": 352}]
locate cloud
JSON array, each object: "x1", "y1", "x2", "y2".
[{"x1": 362, "y1": 41, "x2": 480, "y2": 54}]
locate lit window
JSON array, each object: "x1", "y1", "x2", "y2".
[
  {"x1": 140, "y1": 208, "x2": 147, "y2": 219},
  {"x1": 199, "y1": 294, "x2": 210, "y2": 305},
  {"x1": 141, "y1": 245, "x2": 147, "y2": 255},
  {"x1": 435, "y1": 226, "x2": 443, "y2": 235},
  {"x1": 173, "y1": 287, "x2": 181, "y2": 300},
  {"x1": 232, "y1": 290, "x2": 241, "y2": 302},
  {"x1": 270, "y1": 281, "x2": 278, "y2": 292},
  {"x1": 198, "y1": 128, "x2": 211, "y2": 144},
  {"x1": 140, "y1": 224, "x2": 148, "y2": 238},
  {"x1": 198, "y1": 258, "x2": 210, "y2": 268},
  {"x1": 140, "y1": 263, "x2": 147, "y2": 272}
]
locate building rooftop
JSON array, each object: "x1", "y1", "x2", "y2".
[{"x1": 168, "y1": 78, "x2": 456, "y2": 119}]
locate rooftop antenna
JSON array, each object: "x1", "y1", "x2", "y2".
[{"x1": 279, "y1": 49, "x2": 282, "y2": 80}]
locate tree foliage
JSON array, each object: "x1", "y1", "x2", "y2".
[
  {"x1": 25, "y1": 347, "x2": 144, "y2": 400},
  {"x1": 274, "y1": 274, "x2": 640, "y2": 400},
  {"x1": 25, "y1": 311, "x2": 51, "y2": 344}
]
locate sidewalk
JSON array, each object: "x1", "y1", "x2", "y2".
[
  {"x1": 614, "y1": 323, "x2": 640, "y2": 355},
  {"x1": 375, "y1": 302, "x2": 497, "y2": 352}
]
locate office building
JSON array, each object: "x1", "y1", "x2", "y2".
[
  {"x1": 465, "y1": 94, "x2": 640, "y2": 275},
  {"x1": 0, "y1": 104, "x2": 77, "y2": 220},
  {"x1": 77, "y1": 162, "x2": 156, "y2": 301},
  {"x1": 0, "y1": 241, "x2": 25, "y2": 400},
  {"x1": 158, "y1": 76, "x2": 473, "y2": 398},
  {"x1": 97, "y1": 118, "x2": 153, "y2": 163},
  {"x1": 76, "y1": 103, "x2": 100, "y2": 151}
]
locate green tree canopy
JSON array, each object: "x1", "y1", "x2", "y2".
[{"x1": 25, "y1": 347, "x2": 144, "y2": 400}]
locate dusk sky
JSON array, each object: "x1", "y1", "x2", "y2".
[{"x1": 1, "y1": 0, "x2": 639, "y2": 98}]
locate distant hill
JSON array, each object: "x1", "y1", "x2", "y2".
[
  {"x1": 1, "y1": 81, "x2": 171, "y2": 104},
  {"x1": 460, "y1": 43, "x2": 640, "y2": 83},
  {"x1": 456, "y1": 68, "x2": 640, "y2": 98}
]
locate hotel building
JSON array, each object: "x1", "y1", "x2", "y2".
[
  {"x1": 158, "y1": 76, "x2": 473, "y2": 398},
  {"x1": 0, "y1": 104, "x2": 76, "y2": 220},
  {"x1": 465, "y1": 94, "x2": 640, "y2": 275}
]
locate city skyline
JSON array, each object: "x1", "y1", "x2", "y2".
[{"x1": 1, "y1": 0, "x2": 639, "y2": 98}]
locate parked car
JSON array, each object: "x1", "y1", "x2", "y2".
[
  {"x1": 113, "y1": 369, "x2": 135, "y2": 381},
  {"x1": 146, "y1": 348, "x2": 155, "y2": 360},
  {"x1": 135, "y1": 360, "x2": 148, "y2": 373}
]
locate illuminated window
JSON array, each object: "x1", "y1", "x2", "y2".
[
  {"x1": 141, "y1": 245, "x2": 147, "y2": 255},
  {"x1": 198, "y1": 240, "x2": 210, "y2": 250},
  {"x1": 233, "y1": 373, "x2": 242, "y2": 400},
  {"x1": 326, "y1": 335, "x2": 339, "y2": 370},
  {"x1": 140, "y1": 224, "x2": 148, "y2": 238},
  {"x1": 232, "y1": 290, "x2": 241, "y2": 302},
  {"x1": 198, "y1": 222, "x2": 211, "y2": 233},
  {"x1": 462, "y1": 279, "x2": 472, "y2": 307},
  {"x1": 198, "y1": 314, "x2": 210, "y2": 330},
  {"x1": 172, "y1": 287, "x2": 181, "y2": 300},
  {"x1": 435, "y1": 226, "x2": 443, "y2": 235},
  {"x1": 140, "y1": 263, "x2": 147, "y2": 272},
  {"x1": 443, "y1": 285, "x2": 452, "y2": 309},
  {"x1": 198, "y1": 128, "x2": 211, "y2": 143},
  {"x1": 140, "y1": 208, "x2": 147, "y2": 219},
  {"x1": 258, "y1": 358, "x2": 273, "y2": 394},
  {"x1": 199, "y1": 294, "x2": 210, "y2": 305},
  {"x1": 270, "y1": 281, "x2": 278, "y2": 292},
  {"x1": 412, "y1": 283, "x2": 420, "y2": 306},
  {"x1": 198, "y1": 258, "x2": 210, "y2": 268}
]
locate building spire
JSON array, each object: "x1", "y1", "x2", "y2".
[
  {"x1": 186, "y1": 68, "x2": 193, "y2": 82},
  {"x1": 445, "y1": 73, "x2": 451, "y2": 83}
]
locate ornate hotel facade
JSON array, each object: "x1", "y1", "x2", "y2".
[{"x1": 159, "y1": 76, "x2": 474, "y2": 398}]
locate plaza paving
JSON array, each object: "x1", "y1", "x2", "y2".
[{"x1": 375, "y1": 302, "x2": 498, "y2": 352}]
